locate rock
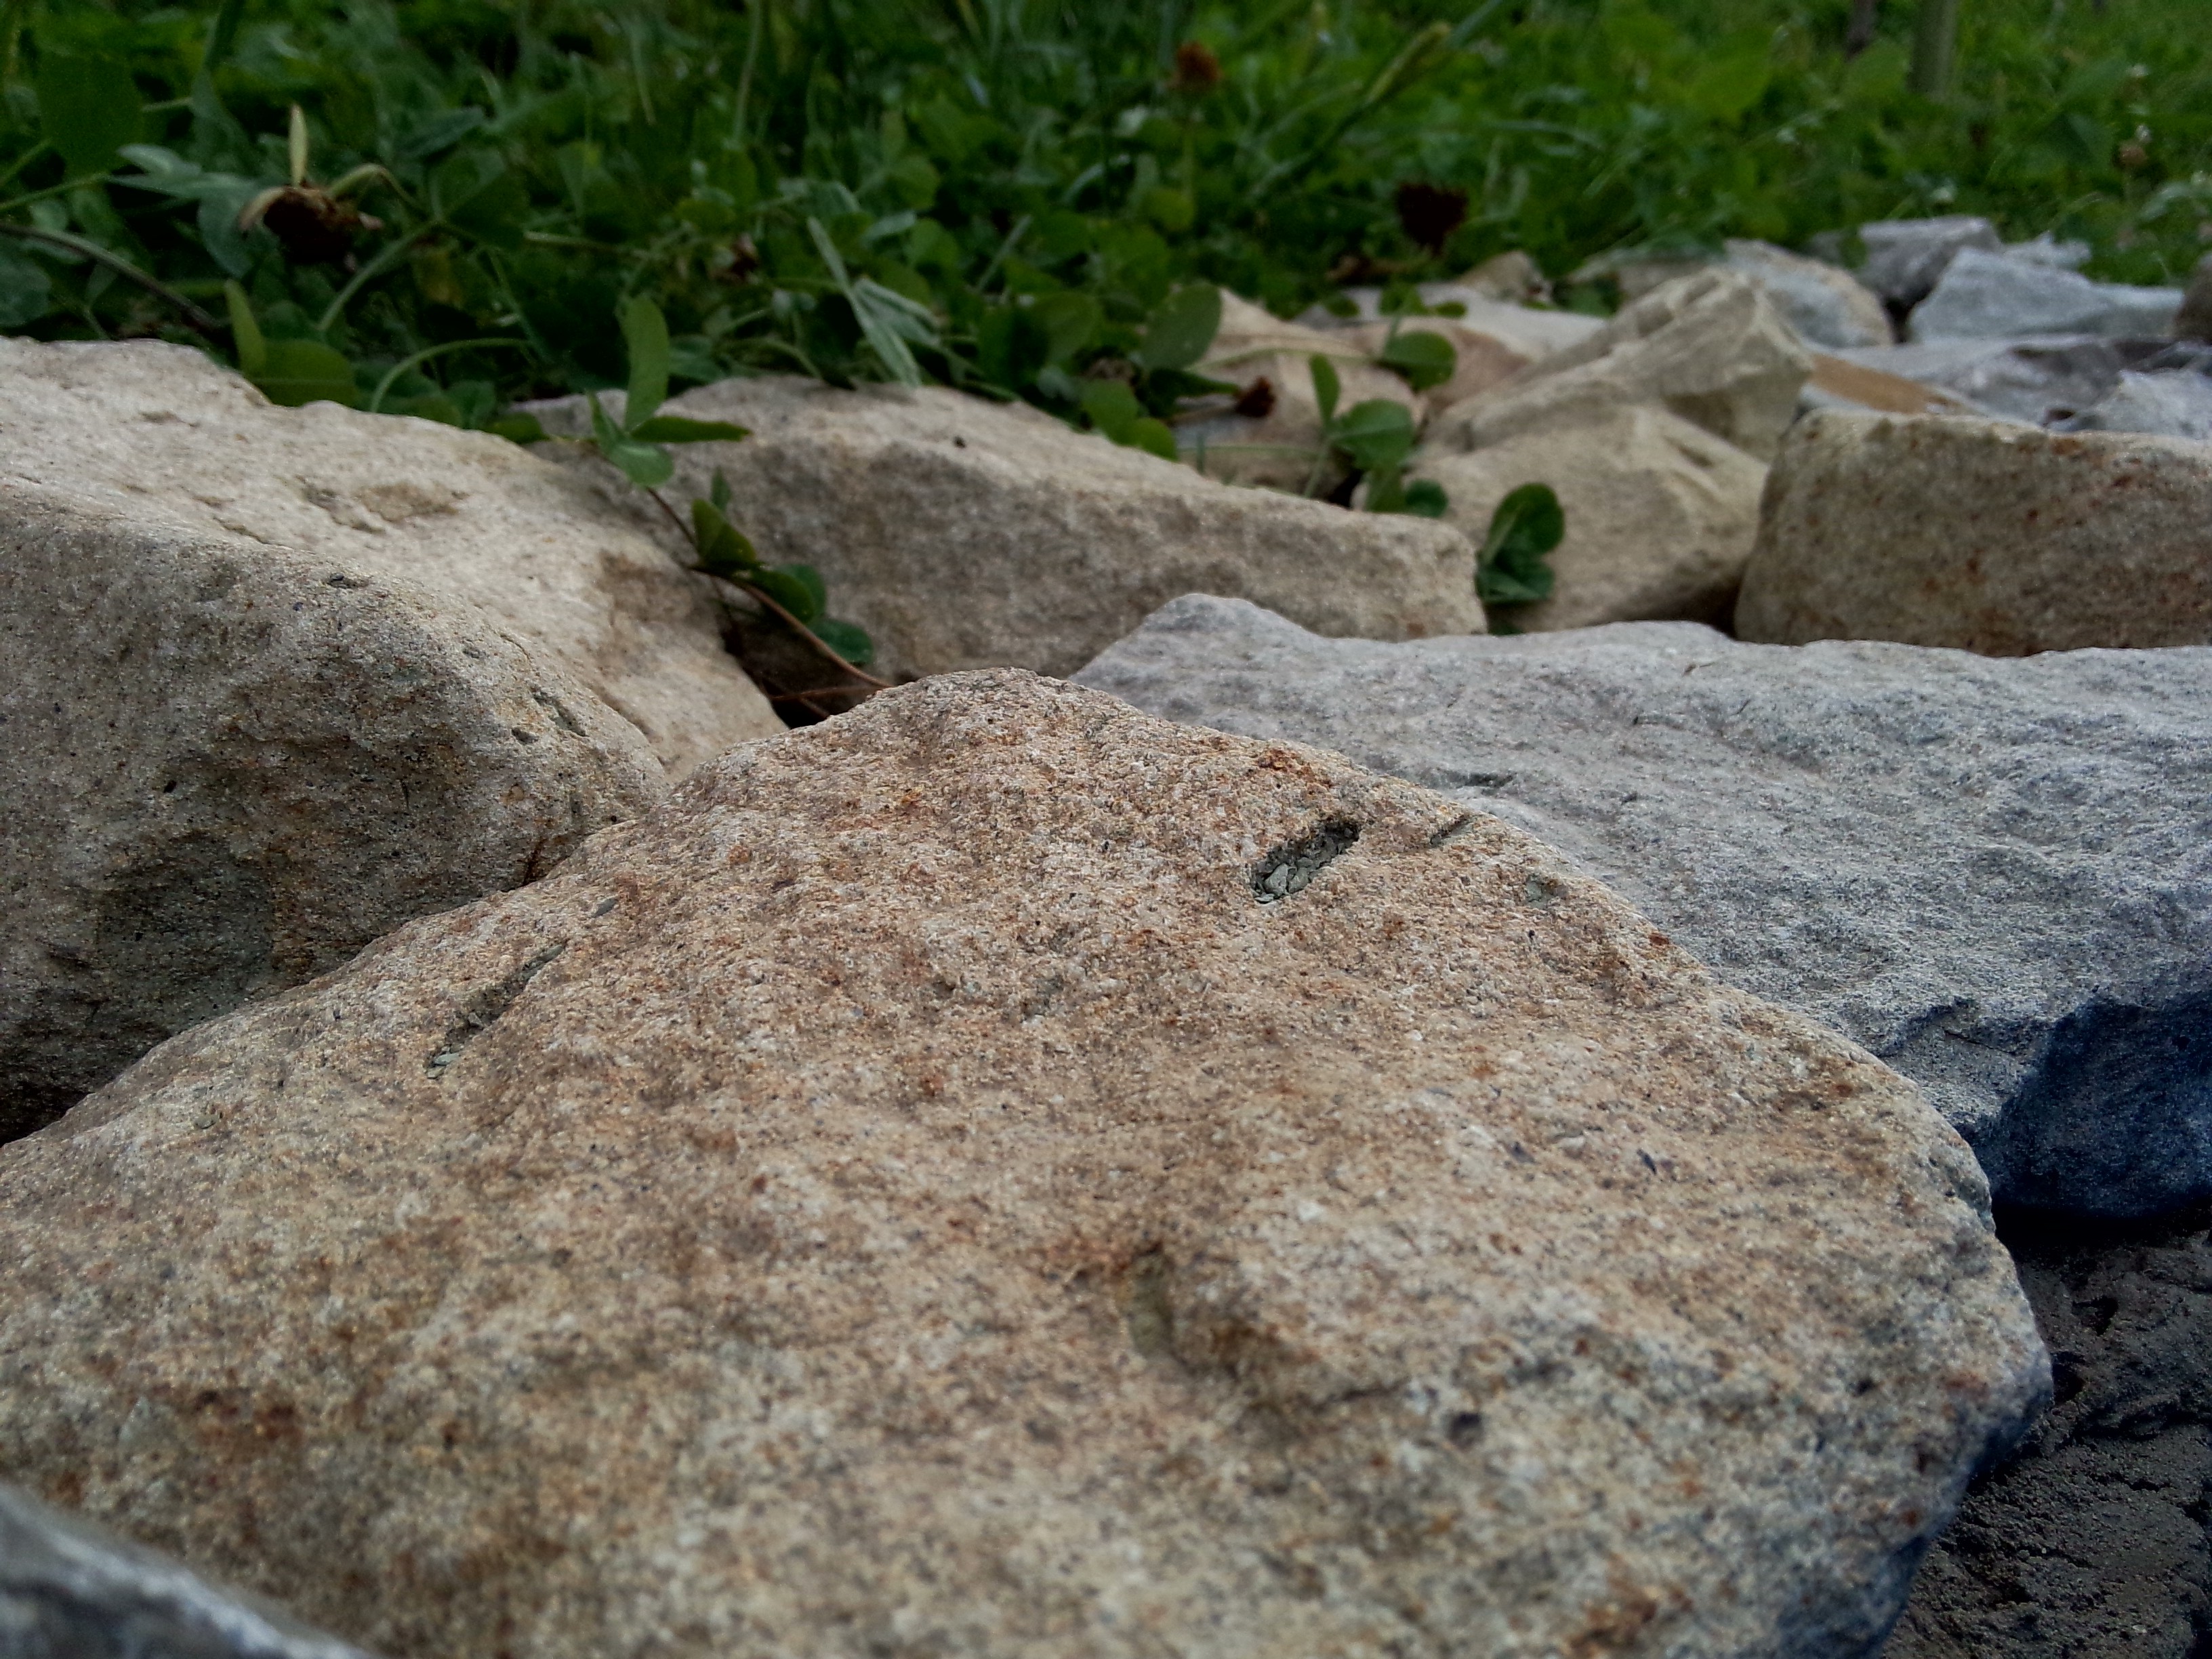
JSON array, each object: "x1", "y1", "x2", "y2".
[
  {"x1": 1075, "y1": 594, "x2": 2212, "y2": 1218},
  {"x1": 1803, "y1": 354, "x2": 1981, "y2": 417},
  {"x1": 1, "y1": 1480, "x2": 378, "y2": 1659},
  {"x1": 1428, "y1": 269, "x2": 1812, "y2": 462},
  {"x1": 1, "y1": 340, "x2": 780, "y2": 775},
  {"x1": 1719, "y1": 240, "x2": 1894, "y2": 350},
  {"x1": 1909, "y1": 249, "x2": 2184, "y2": 343},
  {"x1": 1857, "y1": 216, "x2": 2003, "y2": 309},
  {"x1": 2175, "y1": 253, "x2": 2212, "y2": 342},
  {"x1": 1883, "y1": 1208, "x2": 2212, "y2": 1659},
  {"x1": 1736, "y1": 409, "x2": 2212, "y2": 653},
  {"x1": 0, "y1": 341, "x2": 770, "y2": 1138},
  {"x1": 1298, "y1": 286, "x2": 1604, "y2": 361},
  {"x1": 1824, "y1": 337, "x2": 2136, "y2": 425},
  {"x1": 1337, "y1": 316, "x2": 1530, "y2": 414},
  {"x1": 1412, "y1": 403, "x2": 1767, "y2": 630},
  {"x1": 0, "y1": 670, "x2": 2044, "y2": 1659},
  {"x1": 1455, "y1": 249, "x2": 1551, "y2": 304},
  {"x1": 2001, "y1": 232, "x2": 2092, "y2": 272},
  {"x1": 2060, "y1": 369, "x2": 2212, "y2": 441},
  {"x1": 1178, "y1": 293, "x2": 1426, "y2": 494},
  {"x1": 526, "y1": 376, "x2": 1483, "y2": 681}
]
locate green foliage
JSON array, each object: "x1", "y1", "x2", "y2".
[
  {"x1": 1476, "y1": 482, "x2": 1564, "y2": 621},
  {"x1": 0, "y1": 0, "x2": 2204, "y2": 426}
]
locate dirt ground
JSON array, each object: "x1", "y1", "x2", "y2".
[{"x1": 1885, "y1": 1205, "x2": 2212, "y2": 1658}]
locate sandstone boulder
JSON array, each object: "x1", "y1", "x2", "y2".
[
  {"x1": 1076, "y1": 595, "x2": 2212, "y2": 1217},
  {"x1": 1909, "y1": 249, "x2": 2184, "y2": 343},
  {"x1": 1736, "y1": 410, "x2": 2212, "y2": 653},
  {"x1": 0, "y1": 341, "x2": 779, "y2": 1136},
  {"x1": 0, "y1": 672, "x2": 2043, "y2": 1659},
  {"x1": 529, "y1": 377, "x2": 1482, "y2": 680},
  {"x1": 1177, "y1": 293, "x2": 1425, "y2": 493},
  {"x1": 1429, "y1": 269, "x2": 1812, "y2": 462},
  {"x1": 1, "y1": 1481, "x2": 376, "y2": 1659},
  {"x1": 1412, "y1": 403, "x2": 1767, "y2": 630}
]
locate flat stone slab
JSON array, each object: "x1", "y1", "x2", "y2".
[
  {"x1": 1078, "y1": 596, "x2": 2212, "y2": 1217},
  {"x1": 0, "y1": 672, "x2": 2040, "y2": 1659}
]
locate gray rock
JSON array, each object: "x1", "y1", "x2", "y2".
[
  {"x1": 1, "y1": 1481, "x2": 377, "y2": 1658},
  {"x1": 1076, "y1": 595, "x2": 2212, "y2": 1218},
  {"x1": 1910, "y1": 249, "x2": 2183, "y2": 343},
  {"x1": 522, "y1": 377, "x2": 1483, "y2": 682},
  {"x1": 1722, "y1": 239, "x2": 1894, "y2": 350},
  {"x1": 1825, "y1": 337, "x2": 2131, "y2": 424},
  {"x1": 1858, "y1": 216, "x2": 2003, "y2": 308},
  {"x1": 2001, "y1": 233, "x2": 2092, "y2": 272},
  {"x1": 2061, "y1": 370, "x2": 2212, "y2": 441},
  {"x1": 1736, "y1": 410, "x2": 2212, "y2": 655}
]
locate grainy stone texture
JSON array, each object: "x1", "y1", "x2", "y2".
[
  {"x1": 0, "y1": 340, "x2": 780, "y2": 774},
  {"x1": 1909, "y1": 250, "x2": 2184, "y2": 344},
  {"x1": 1, "y1": 1481, "x2": 378, "y2": 1659},
  {"x1": 1885, "y1": 1207, "x2": 2212, "y2": 1659},
  {"x1": 1075, "y1": 596, "x2": 2212, "y2": 1217},
  {"x1": 1411, "y1": 402, "x2": 1767, "y2": 630},
  {"x1": 0, "y1": 672, "x2": 2043, "y2": 1659},
  {"x1": 525, "y1": 377, "x2": 1483, "y2": 681},
  {"x1": 1428, "y1": 269, "x2": 1811, "y2": 463},
  {"x1": 1858, "y1": 218, "x2": 2003, "y2": 310},
  {"x1": 0, "y1": 340, "x2": 781, "y2": 1136},
  {"x1": 1178, "y1": 293, "x2": 1426, "y2": 493},
  {"x1": 1736, "y1": 410, "x2": 2212, "y2": 653}
]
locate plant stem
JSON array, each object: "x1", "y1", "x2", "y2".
[
  {"x1": 733, "y1": 0, "x2": 767, "y2": 143},
  {"x1": 367, "y1": 337, "x2": 531, "y2": 413},
  {"x1": 0, "y1": 173, "x2": 111, "y2": 217},
  {"x1": 0, "y1": 222, "x2": 221, "y2": 331},
  {"x1": 317, "y1": 222, "x2": 441, "y2": 334},
  {"x1": 0, "y1": 142, "x2": 51, "y2": 195},
  {"x1": 1911, "y1": 0, "x2": 1959, "y2": 97}
]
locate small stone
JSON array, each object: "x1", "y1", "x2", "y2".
[{"x1": 1857, "y1": 216, "x2": 2003, "y2": 308}]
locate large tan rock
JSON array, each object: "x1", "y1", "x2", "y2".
[
  {"x1": 1415, "y1": 404, "x2": 1768, "y2": 630},
  {"x1": 0, "y1": 341, "x2": 777, "y2": 1136},
  {"x1": 1178, "y1": 293, "x2": 1426, "y2": 493},
  {"x1": 1435, "y1": 269, "x2": 1814, "y2": 462},
  {"x1": 0, "y1": 341, "x2": 780, "y2": 775},
  {"x1": 0, "y1": 672, "x2": 2045, "y2": 1659},
  {"x1": 1737, "y1": 410, "x2": 2212, "y2": 653},
  {"x1": 533, "y1": 376, "x2": 1482, "y2": 680}
]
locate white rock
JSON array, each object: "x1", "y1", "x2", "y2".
[
  {"x1": 1910, "y1": 248, "x2": 2183, "y2": 342},
  {"x1": 1721, "y1": 239, "x2": 1893, "y2": 350},
  {"x1": 1412, "y1": 403, "x2": 1767, "y2": 630},
  {"x1": 526, "y1": 377, "x2": 1483, "y2": 680},
  {"x1": 1825, "y1": 337, "x2": 2129, "y2": 424}
]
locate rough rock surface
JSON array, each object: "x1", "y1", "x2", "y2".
[
  {"x1": 0, "y1": 672, "x2": 2043, "y2": 1659},
  {"x1": 1412, "y1": 402, "x2": 1767, "y2": 630},
  {"x1": 1909, "y1": 249, "x2": 2184, "y2": 343},
  {"x1": 1826, "y1": 338, "x2": 2135, "y2": 425},
  {"x1": 1429, "y1": 269, "x2": 1811, "y2": 462},
  {"x1": 526, "y1": 377, "x2": 1483, "y2": 681},
  {"x1": 1885, "y1": 1206, "x2": 2212, "y2": 1659},
  {"x1": 0, "y1": 341, "x2": 780, "y2": 1136},
  {"x1": 1, "y1": 1481, "x2": 377, "y2": 1659},
  {"x1": 1179, "y1": 293, "x2": 1426, "y2": 493},
  {"x1": 0, "y1": 340, "x2": 780, "y2": 775},
  {"x1": 1736, "y1": 410, "x2": 2212, "y2": 653},
  {"x1": 1720, "y1": 240, "x2": 1893, "y2": 350},
  {"x1": 1075, "y1": 596, "x2": 2212, "y2": 1217},
  {"x1": 1858, "y1": 217, "x2": 2003, "y2": 309}
]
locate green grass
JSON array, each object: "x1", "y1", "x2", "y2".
[{"x1": 3, "y1": 0, "x2": 2206, "y2": 426}]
